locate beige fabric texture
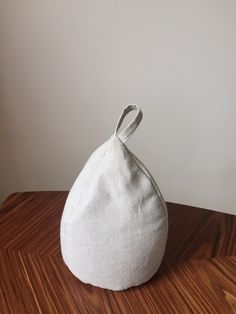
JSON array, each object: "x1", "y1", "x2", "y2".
[{"x1": 60, "y1": 104, "x2": 168, "y2": 291}]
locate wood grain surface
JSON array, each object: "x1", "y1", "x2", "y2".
[{"x1": 0, "y1": 192, "x2": 235, "y2": 313}]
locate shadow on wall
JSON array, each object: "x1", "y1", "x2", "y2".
[{"x1": 0, "y1": 103, "x2": 24, "y2": 203}]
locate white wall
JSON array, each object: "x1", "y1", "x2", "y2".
[{"x1": 1, "y1": 0, "x2": 236, "y2": 214}]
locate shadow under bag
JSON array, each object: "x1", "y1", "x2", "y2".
[{"x1": 60, "y1": 104, "x2": 168, "y2": 291}]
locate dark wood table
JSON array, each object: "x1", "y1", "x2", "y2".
[{"x1": 0, "y1": 192, "x2": 235, "y2": 313}]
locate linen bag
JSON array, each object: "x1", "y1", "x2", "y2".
[{"x1": 60, "y1": 104, "x2": 168, "y2": 291}]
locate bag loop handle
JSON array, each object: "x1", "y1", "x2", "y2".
[{"x1": 114, "y1": 104, "x2": 143, "y2": 143}]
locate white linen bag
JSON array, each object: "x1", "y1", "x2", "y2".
[{"x1": 60, "y1": 104, "x2": 168, "y2": 291}]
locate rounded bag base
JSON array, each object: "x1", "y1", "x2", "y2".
[{"x1": 65, "y1": 261, "x2": 163, "y2": 291}]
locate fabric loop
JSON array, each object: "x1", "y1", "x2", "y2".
[{"x1": 115, "y1": 104, "x2": 143, "y2": 143}]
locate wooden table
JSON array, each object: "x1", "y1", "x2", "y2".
[{"x1": 0, "y1": 192, "x2": 235, "y2": 313}]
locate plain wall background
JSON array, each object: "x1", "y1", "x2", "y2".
[{"x1": 1, "y1": 0, "x2": 236, "y2": 214}]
